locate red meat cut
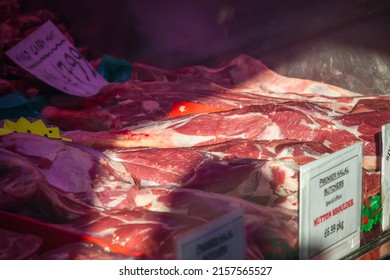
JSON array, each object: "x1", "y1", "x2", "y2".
[
  {"x1": 55, "y1": 187, "x2": 298, "y2": 259},
  {"x1": 0, "y1": 133, "x2": 138, "y2": 219},
  {"x1": 63, "y1": 101, "x2": 357, "y2": 151},
  {"x1": 0, "y1": 148, "x2": 43, "y2": 209},
  {"x1": 0, "y1": 228, "x2": 43, "y2": 259},
  {"x1": 103, "y1": 139, "x2": 335, "y2": 210}
]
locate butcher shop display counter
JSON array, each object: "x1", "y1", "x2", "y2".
[{"x1": 1, "y1": 0, "x2": 390, "y2": 260}]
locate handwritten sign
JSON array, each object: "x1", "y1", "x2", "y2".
[
  {"x1": 6, "y1": 21, "x2": 108, "y2": 97},
  {"x1": 299, "y1": 142, "x2": 362, "y2": 259},
  {"x1": 176, "y1": 209, "x2": 245, "y2": 260}
]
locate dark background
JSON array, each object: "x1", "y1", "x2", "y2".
[{"x1": 20, "y1": 0, "x2": 390, "y2": 95}]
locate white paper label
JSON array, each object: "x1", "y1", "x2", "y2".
[
  {"x1": 299, "y1": 142, "x2": 362, "y2": 259},
  {"x1": 176, "y1": 208, "x2": 245, "y2": 260},
  {"x1": 381, "y1": 124, "x2": 390, "y2": 231},
  {"x1": 5, "y1": 21, "x2": 108, "y2": 97}
]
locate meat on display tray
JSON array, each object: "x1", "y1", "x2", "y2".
[
  {"x1": 0, "y1": 141, "x2": 366, "y2": 260},
  {"x1": 0, "y1": 210, "x2": 145, "y2": 259},
  {"x1": 1, "y1": 0, "x2": 389, "y2": 260},
  {"x1": 0, "y1": 206, "x2": 247, "y2": 260}
]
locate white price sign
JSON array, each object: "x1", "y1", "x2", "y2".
[
  {"x1": 5, "y1": 21, "x2": 108, "y2": 97},
  {"x1": 381, "y1": 124, "x2": 390, "y2": 231},
  {"x1": 299, "y1": 142, "x2": 362, "y2": 259},
  {"x1": 176, "y1": 208, "x2": 245, "y2": 260}
]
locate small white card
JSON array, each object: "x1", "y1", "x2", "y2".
[
  {"x1": 299, "y1": 142, "x2": 362, "y2": 259},
  {"x1": 381, "y1": 124, "x2": 390, "y2": 231},
  {"x1": 176, "y1": 208, "x2": 245, "y2": 260},
  {"x1": 6, "y1": 21, "x2": 108, "y2": 97}
]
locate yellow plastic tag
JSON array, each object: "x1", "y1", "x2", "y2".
[{"x1": 0, "y1": 117, "x2": 72, "y2": 142}]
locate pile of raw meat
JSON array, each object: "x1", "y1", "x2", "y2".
[
  {"x1": 1, "y1": 0, "x2": 389, "y2": 260},
  {"x1": 0, "y1": 0, "x2": 85, "y2": 97}
]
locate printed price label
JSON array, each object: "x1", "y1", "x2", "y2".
[
  {"x1": 299, "y1": 142, "x2": 362, "y2": 259},
  {"x1": 5, "y1": 21, "x2": 108, "y2": 96},
  {"x1": 176, "y1": 208, "x2": 245, "y2": 260},
  {"x1": 381, "y1": 124, "x2": 390, "y2": 231}
]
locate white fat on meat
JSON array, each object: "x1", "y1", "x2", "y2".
[
  {"x1": 275, "y1": 147, "x2": 295, "y2": 159},
  {"x1": 135, "y1": 188, "x2": 182, "y2": 213},
  {"x1": 230, "y1": 169, "x2": 274, "y2": 199},
  {"x1": 322, "y1": 140, "x2": 332, "y2": 148},
  {"x1": 41, "y1": 149, "x2": 94, "y2": 193},
  {"x1": 105, "y1": 193, "x2": 130, "y2": 208},
  {"x1": 104, "y1": 159, "x2": 131, "y2": 178},
  {"x1": 202, "y1": 151, "x2": 231, "y2": 159},
  {"x1": 223, "y1": 112, "x2": 283, "y2": 139},
  {"x1": 140, "y1": 179, "x2": 161, "y2": 187},
  {"x1": 332, "y1": 120, "x2": 362, "y2": 138},
  {"x1": 260, "y1": 122, "x2": 283, "y2": 140},
  {"x1": 3, "y1": 134, "x2": 63, "y2": 161},
  {"x1": 259, "y1": 161, "x2": 299, "y2": 197},
  {"x1": 128, "y1": 114, "x2": 196, "y2": 131},
  {"x1": 102, "y1": 150, "x2": 126, "y2": 162},
  {"x1": 171, "y1": 131, "x2": 216, "y2": 147},
  {"x1": 299, "y1": 118, "x2": 321, "y2": 130},
  {"x1": 304, "y1": 84, "x2": 335, "y2": 96},
  {"x1": 269, "y1": 194, "x2": 298, "y2": 210}
]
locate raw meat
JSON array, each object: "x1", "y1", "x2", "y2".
[
  {"x1": 132, "y1": 54, "x2": 390, "y2": 116},
  {"x1": 135, "y1": 187, "x2": 299, "y2": 259},
  {"x1": 41, "y1": 82, "x2": 390, "y2": 133},
  {"x1": 63, "y1": 101, "x2": 357, "y2": 151},
  {"x1": 41, "y1": 84, "x2": 172, "y2": 131},
  {"x1": 0, "y1": 133, "x2": 138, "y2": 217},
  {"x1": 0, "y1": 228, "x2": 42, "y2": 259},
  {"x1": 103, "y1": 139, "x2": 334, "y2": 210},
  {"x1": 132, "y1": 54, "x2": 362, "y2": 97},
  {"x1": 194, "y1": 139, "x2": 334, "y2": 164},
  {"x1": 196, "y1": 139, "x2": 380, "y2": 210},
  {"x1": 0, "y1": 148, "x2": 43, "y2": 209},
  {"x1": 104, "y1": 147, "x2": 269, "y2": 191},
  {"x1": 333, "y1": 110, "x2": 390, "y2": 171},
  {"x1": 363, "y1": 171, "x2": 381, "y2": 201},
  {"x1": 64, "y1": 99, "x2": 386, "y2": 171},
  {"x1": 41, "y1": 106, "x2": 122, "y2": 132},
  {"x1": 41, "y1": 54, "x2": 390, "y2": 133},
  {"x1": 37, "y1": 242, "x2": 137, "y2": 260},
  {"x1": 0, "y1": 146, "x2": 93, "y2": 220},
  {"x1": 61, "y1": 209, "x2": 208, "y2": 260},
  {"x1": 57, "y1": 187, "x2": 298, "y2": 259},
  {"x1": 105, "y1": 147, "x2": 294, "y2": 208},
  {"x1": 350, "y1": 99, "x2": 390, "y2": 114}
]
